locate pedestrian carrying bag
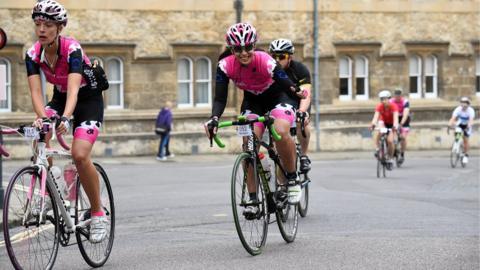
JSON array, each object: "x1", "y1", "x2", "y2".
[{"x1": 82, "y1": 63, "x2": 109, "y2": 91}]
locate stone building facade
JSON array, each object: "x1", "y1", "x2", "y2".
[{"x1": 0, "y1": 0, "x2": 478, "y2": 156}]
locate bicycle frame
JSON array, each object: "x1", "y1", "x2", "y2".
[{"x1": 4, "y1": 121, "x2": 90, "y2": 235}]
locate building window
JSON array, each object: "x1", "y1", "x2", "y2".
[
  {"x1": 195, "y1": 57, "x2": 212, "y2": 107},
  {"x1": 105, "y1": 57, "x2": 124, "y2": 109},
  {"x1": 476, "y1": 55, "x2": 480, "y2": 96},
  {"x1": 177, "y1": 56, "x2": 212, "y2": 108},
  {"x1": 0, "y1": 58, "x2": 11, "y2": 112},
  {"x1": 424, "y1": 55, "x2": 438, "y2": 98},
  {"x1": 355, "y1": 55, "x2": 369, "y2": 100},
  {"x1": 409, "y1": 55, "x2": 422, "y2": 99},
  {"x1": 339, "y1": 56, "x2": 352, "y2": 100},
  {"x1": 177, "y1": 57, "x2": 193, "y2": 107}
]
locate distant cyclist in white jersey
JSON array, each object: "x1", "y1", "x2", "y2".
[{"x1": 448, "y1": 96, "x2": 475, "y2": 164}]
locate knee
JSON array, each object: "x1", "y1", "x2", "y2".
[{"x1": 72, "y1": 151, "x2": 90, "y2": 167}]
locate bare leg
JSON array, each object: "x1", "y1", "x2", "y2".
[
  {"x1": 387, "y1": 132, "x2": 395, "y2": 157},
  {"x1": 71, "y1": 139, "x2": 102, "y2": 213},
  {"x1": 273, "y1": 119, "x2": 296, "y2": 182},
  {"x1": 297, "y1": 123, "x2": 311, "y2": 155},
  {"x1": 463, "y1": 137, "x2": 469, "y2": 154}
]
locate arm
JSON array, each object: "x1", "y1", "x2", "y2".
[
  {"x1": 448, "y1": 109, "x2": 458, "y2": 127},
  {"x1": 393, "y1": 111, "x2": 399, "y2": 128},
  {"x1": 298, "y1": 84, "x2": 311, "y2": 112},
  {"x1": 58, "y1": 45, "x2": 84, "y2": 133},
  {"x1": 211, "y1": 66, "x2": 229, "y2": 118},
  {"x1": 63, "y1": 73, "x2": 81, "y2": 119},
  {"x1": 296, "y1": 63, "x2": 312, "y2": 112},
  {"x1": 400, "y1": 108, "x2": 409, "y2": 126},
  {"x1": 371, "y1": 111, "x2": 380, "y2": 128},
  {"x1": 468, "y1": 108, "x2": 475, "y2": 128},
  {"x1": 28, "y1": 75, "x2": 47, "y2": 119},
  {"x1": 272, "y1": 64, "x2": 304, "y2": 99},
  {"x1": 26, "y1": 53, "x2": 46, "y2": 119}
]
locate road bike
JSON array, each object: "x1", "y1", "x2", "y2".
[
  {"x1": 211, "y1": 115, "x2": 299, "y2": 256},
  {"x1": 1, "y1": 117, "x2": 115, "y2": 270},
  {"x1": 448, "y1": 126, "x2": 467, "y2": 168},
  {"x1": 375, "y1": 127, "x2": 392, "y2": 178}
]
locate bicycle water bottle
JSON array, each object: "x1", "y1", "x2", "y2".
[
  {"x1": 63, "y1": 163, "x2": 77, "y2": 211},
  {"x1": 259, "y1": 152, "x2": 271, "y2": 181},
  {"x1": 50, "y1": 166, "x2": 68, "y2": 201}
]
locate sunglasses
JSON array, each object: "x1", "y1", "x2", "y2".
[
  {"x1": 232, "y1": 44, "x2": 254, "y2": 53},
  {"x1": 271, "y1": 53, "x2": 290, "y2": 61}
]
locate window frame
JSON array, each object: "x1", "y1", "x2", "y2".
[
  {"x1": 104, "y1": 57, "x2": 124, "y2": 109},
  {"x1": 424, "y1": 54, "x2": 438, "y2": 98},
  {"x1": 339, "y1": 56, "x2": 353, "y2": 101},
  {"x1": 354, "y1": 55, "x2": 369, "y2": 100},
  {"x1": 408, "y1": 55, "x2": 422, "y2": 99},
  {"x1": 177, "y1": 57, "x2": 194, "y2": 108},
  {"x1": 0, "y1": 58, "x2": 12, "y2": 112},
  {"x1": 194, "y1": 57, "x2": 212, "y2": 107}
]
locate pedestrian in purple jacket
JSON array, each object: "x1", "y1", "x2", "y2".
[{"x1": 155, "y1": 101, "x2": 174, "y2": 160}]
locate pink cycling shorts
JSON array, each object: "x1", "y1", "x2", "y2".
[{"x1": 243, "y1": 103, "x2": 296, "y2": 134}]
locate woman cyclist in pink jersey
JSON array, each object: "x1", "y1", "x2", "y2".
[
  {"x1": 26, "y1": 0, "x2": 107, "y2": 243},
  {"x1": 390, "y1": 88, "x2": 411, "y2": 164},
  {"x1": 204, "y1": 22, "x2": 307, "y2": 217}
]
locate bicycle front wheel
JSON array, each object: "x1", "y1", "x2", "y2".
[
  {"x1": 3, "y1": 166, "x2": 60, "y2": 270},
  {"x1": 231, "y1": 152, "x2": 268, "y2": 256},
  {"x1": 450, "y1": 142, "x2": 459, "y2": 168},
  {"x1": 274, "y1": 164, "x2": 299, "y2": 243},
  {"x1": 75, "y1": 163, "x2": 115, "y2": 267}
]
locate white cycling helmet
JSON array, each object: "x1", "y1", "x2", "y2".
[
  {"x1": 225, "y1": 22, "x2": 257, "y2": 47},
  {"x1": 378, "y1": 90, "x2": 392, "y2": 99},
  {"x1": 460, "y1": 96, "x2": 470, "y2": 105},
  {"x1": 269, "y1": 38, "x2": 295, "y2": 54},
  {"x1": 32, "y1": 0, "x2": 68, "y2": 26}
]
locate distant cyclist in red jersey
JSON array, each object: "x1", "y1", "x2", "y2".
[{"x1": 370, "y1": 90, "x2": 399, "y2": 169}]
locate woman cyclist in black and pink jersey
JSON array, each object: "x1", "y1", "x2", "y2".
[
  {"x1": 25, "y1": 0, "x2": 107, "y2": 243},
  {"x1": 204, "y1": 22, "x2": 308, "y2": 217}
]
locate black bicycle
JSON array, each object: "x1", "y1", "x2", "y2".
[{"x1": 211, "y1": 115, "x2": 299, "y2": 256}]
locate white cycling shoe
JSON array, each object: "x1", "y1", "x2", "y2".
[
  {"x1": 90, "y1": 215, "x2": 109, "y2": 243},
  {"x1": 287, "y1": 183, "x2": 302, "y2": 204}
]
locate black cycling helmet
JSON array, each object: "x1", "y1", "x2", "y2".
[{"x1": 393, "y1": 88, "x2": 403, "y2": 96}]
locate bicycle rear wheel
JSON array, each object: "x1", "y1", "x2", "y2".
[
  {"x1": 273, "y1": 164, "x2": 299, "y2": 243},
  {"x1": 75, "y1": 163, "x2": 115, "y2": 267},
  {"x1": 450, "y1": 142, "x2": 459, "y2": 168},
  {"x1": 231, "y1": 152, "x2": 268, "y2": 256},
  {"x1": 3, "y1": 166, "x2": 59, "y2": 270},
  {"x1": 298, "y1": 173, "x2": 309, "y2": 217}
]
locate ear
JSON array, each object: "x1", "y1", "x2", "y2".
[{"x1": 57, "y1": 24, "x2": 64, "y2": 34}]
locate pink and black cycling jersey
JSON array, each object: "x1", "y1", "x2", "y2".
[
  {"x1": 389, "y1": 97, "x2": 410, "y2": 116},
  {"x1": 212, "y1": 50, "x2": 299, "y2": 118},
  {"x1": 25, "y1": 36, "x2": 90, "y2": 92},
  {"x1": 25, "y1": 36, "x2": 103, "y2": 145}
]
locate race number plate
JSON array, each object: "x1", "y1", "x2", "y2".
[
  {"x1": 237, "y1": 125, "x2": 252, "y2": 137},
  {"x1": 23, "y1": 127, "x2": 39, "y2": 140}
]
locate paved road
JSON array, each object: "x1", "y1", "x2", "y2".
[{"x1": 0, "y1": 151, "x2": 478, "y2": 270}]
